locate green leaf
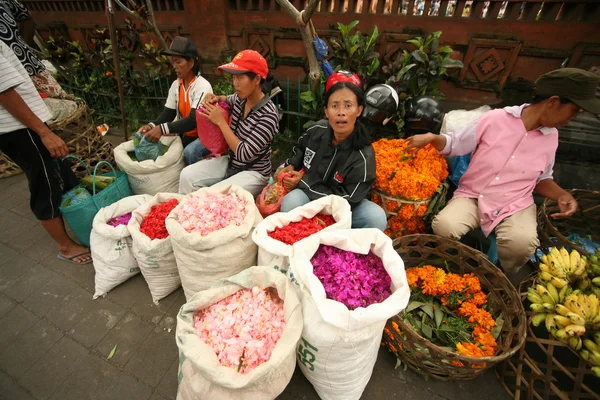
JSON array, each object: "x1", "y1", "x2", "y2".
[
  {"x1": 405, "y1": 301, "x2": 427, "y2": 313},
  {"x1": 441, "y1": 58, "x2": 464, "y2": 68},
  {"x1": 300, "y1": 91, "x2": 317, "y2": 102},
  {"x1": 367, "y1": 57, "x2": 380, "y2": 76},
  {"x1": 412, "y1": 50, "x2": 428, "y2": 63},
  {"x1": 347, "y1": 20, "x2": 360, "y2": 32},
  {"x1": 437, "y1": 45, "x2": 453, "y2": 54},
  {"x1": 348, "y1": 45, "x2": 359, "y2": 57},
  {"x1": 366, "y1": 25, "x2": 379, "y2": 49},
  {"x1": 491, "y1": 312, "x2": 504, "y2": 340},
  {"x1": 421, "y1": 323, "x2": 433, "y2": 340},
  {"x1": 421, "y1": 302, "x2": 434, "y2": 319},
  {"x1": 434, "y1": 302, "x2": 444, "y2": 328},
  {"x1": 406, "y1": 39, "x2": 423, "y2": 48},
  {"x1": 107, "y1": 344, "x2": 118, "y2": 360},
  {"x1": 396, "y1": 63, "x2": 416, "y2": 79}
]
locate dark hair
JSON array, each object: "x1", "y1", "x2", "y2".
[
  {"x1": 531, "y1": 95, "x2": 572, "y2": 105},
  {"x1": 323, "y1": 82, "x2": 366, "y2": 108},
  {"x1": 243, "y1": 71, "x2": 265, "y2": 84},
  {"x1": 183, "y1": 56, "x2": 201, "y2": 76},
  {"x1": 323, "y1": 82, "x2": 370, "y2": 149}
]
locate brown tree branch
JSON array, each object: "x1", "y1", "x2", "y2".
[
  {"x1": 301, "y1": 0, "x2": 320, "y2": 25},
  {"x1": 112, "y1": 0, "x2": 168, "y2": 49},
  {"x1": 276, "y1": 0, "x2": 321, "y2": 89}
]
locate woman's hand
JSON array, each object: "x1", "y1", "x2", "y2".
[
  {"x1": 138, "y1": 124, "x2": 152, "y2": 134},
  {"x1": 282, "y1": 170, "x2": 304, "y2": 191},
  {"x1": 199, "y1": 103, "x2": 226, "y2": 127},
  {"x1": 406, "y1": 133, "x2": 436, "y2": 153},
  {"x1": 551, "y1": 192, "x2": 578, "y2": 219},
  {"x1": 277, "y1": 165, "x2": 294, "y2": 181},
  {"x1": 40, "y1": 130, "x2": 69, "y2": 158},
  {"x1": 201, "y1": 93, "x2": 220, "y2": 107},
  {"x1": 143, "y1": 126, "x2": 162, "y2": 142}
]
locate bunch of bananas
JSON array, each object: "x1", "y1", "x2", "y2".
[
  {"x1": 538, "y1": 248, "x2": 588, "y2": 289},
  {"x1": 586, "y1": 249, "x2": 600, "y2": 297}
]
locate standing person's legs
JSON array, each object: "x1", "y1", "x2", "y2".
[
  {"x1": 212, "y1": 171, "x2": 269, "y2": 198},
  {"x1": 280, "y1": 189, "x2": 311, "y2": 212},
  {"x1": 494, "y1": 204, "x2": 539, "y2": 276},
  {"x1": 431, "y1": 197, "x2": 481, "y2": 239},
  {"x1": 178, "y1": 156, "x2": 229, "y2": 194},
  {"x1": 0, "y1": 128, "x2": 91, "y2": 264},
  {"x1": 351, "y1": 199, "x2": 388, "y2": 231}
]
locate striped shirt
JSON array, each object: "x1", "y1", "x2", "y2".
[
  {"x1": 0, "y1": 40, "x2": 51, "y2": 133},
  {"x1": 226, "y1": 93, "x2": 279, "y2": 177}
]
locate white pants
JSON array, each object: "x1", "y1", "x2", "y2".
[{"x1": 178, "y1": 156, "x2": 269, "y2": 197}]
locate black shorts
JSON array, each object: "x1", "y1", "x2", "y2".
[{"x1": 0, "y1": 127, "x2": 78, "y2": 220}]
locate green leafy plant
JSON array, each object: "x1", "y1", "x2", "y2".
[
  {"x1": 381, "y1": 31, "x2": 463, "y2": 133},
  {"x1": 329, "y1": 20, "x2": 380, "y2": 83}
]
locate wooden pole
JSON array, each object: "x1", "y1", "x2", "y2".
[{"x1": 106, "y1": 0, "x2": 129, "y2": 141}]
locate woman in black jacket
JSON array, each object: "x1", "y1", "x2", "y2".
[{"x1": 278, "y1": 81, "x2": 387, "y2": 230}]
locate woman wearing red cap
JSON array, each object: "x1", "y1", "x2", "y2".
[
  {"x1": 178, "y1": 49, "x2": 279, "y2": 196},
  {"x1": 277, "y1": 72, "x2": 388, "y2": 231}
]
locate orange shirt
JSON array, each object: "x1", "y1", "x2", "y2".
[{"x1": 179, "y1": 76, "x2": 197, "y2": 137}]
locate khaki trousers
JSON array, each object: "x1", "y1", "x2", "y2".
[{"x1": 432, "y1": 197, "x2": 539, "y2": 274}]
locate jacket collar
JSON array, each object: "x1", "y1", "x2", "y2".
[
  {"x1": 503, "y1": 104, "x2": 555, "y2": 135},
  {"x1": 325, "y1": 122, "x2": 361, "y2": 150}
]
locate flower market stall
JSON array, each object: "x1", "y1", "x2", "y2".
[{"x1": 371, "y1": 138, "x2": 449, "y2": 239}]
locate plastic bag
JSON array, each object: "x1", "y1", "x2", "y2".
[
  {"x1": 447, "y1": 154, "x2": 471, "y2": 187},
  {"x1": 196, "y1": 102, "x2": 230, "y2": 157},
  {"x1": 60, "y1": 186, "x2": 92, "y2": 208},
  {"x1": 133, "y1": 131, "x2": 169, "y2": 162},
  {"x1": 255, "y1": 173, "x2": 290, "y2": 218}
]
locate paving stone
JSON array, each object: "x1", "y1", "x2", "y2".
[
  {"x1": 97, "y1": 371, "x2": 153, "y2": 400},
  {"x1": 105, "y1": 273, "x2": 149, "y2": 309},
  {"x1": 278, "y1": 368, "x2": 320, "y2": 400},
  {"x1": 49, "y1": 354, "x2": 122, "y2": 400},
  {"x1": 0, "y1": 194, "x2": 29, "y2": 212},
  {"x1": 9, "y1": 201, "x2": 34, "y2": 217},
  {"x1": 41, "y1": 253, "x2": 95, "y2": 285},
  {"x1": 2, "y1": 264, "x2": 58, "y2": 302},
  {"x1": 0, "y1": 371, "x2": 35, "y2": 400},
  {"x1": 46, "y1": 287, "x2": 97, "y2": 332},
  {"x1": 22, "y1": 273, "x2": 80, "y2": 317},
  {"x1": 0, "y1": 211, "x2": 37, "y2": 244},
  {"x1": 0, "y1": 255, "x2": 38, "y2": 292},
  {"x1": 149, "y1": 395, "x2": 170, "y2": 400},
  {"x1": 158, "y1": 290, "x2": 185, "y2": 333},
  {"x1": 95, "y1": 312, "x2": 154, "y2": 367},
  {"x1": 131, "y1": 287, "x2": 183, "y2": 325},
  {"x1": 21, "y1": 240, "x2": 57, "y2": 263},
  {"x1": 71, "y1": 298, "x2": 126, "y2": 348},
  {"x1": 6, "y1": 225, "x2": 48, "y2": 253},
  {"x1": 18, "y1": 336, "x2": 88, "y2": 400},
  {"x1": 124, "y1": 327, "x2": 178, "y2": 387},
  {"x1": 155, "y1": 357, "x2": 179, "y2": 399},
  {"x1": 0, "y1": 295, "x2": 15, "y2": 318},
  {"x1": 0, "y1": 174, "x2": 26, "y2": 189},
  {"x1": 0, "y1": 318, "x2": 63, "y2": 379},
  {"x1": 0, "y1": 306, "x2": 39, "y2": 348},
  {"x1": 0, "y1": 243, "x2": 19, "y2": 262}
]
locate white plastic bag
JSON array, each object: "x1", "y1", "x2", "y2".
[
  {"x1": 90, "y1": 194, "x2": 152, "y2": 299},
  {"x1": 166, "y1": 185, "x2": 262, "y2": 301},
  {"x1": 440, "y1": 105, "x2": 491, "y2": 134},
  {"x1": 252, "y1": 195, "x2": 351, "y2": 271},
  {"x1": 128, "y1": 193, "x2": 183, "y2": 304},
  {"x1": 176, "y1": 266, "x2": 303, "y2": 400},
  {"x1": 114, "y1": 136, "x2": 185, "y2": 195},
  {"x1": 289, "y1": 229, "x2": 410, "y2": 400}
]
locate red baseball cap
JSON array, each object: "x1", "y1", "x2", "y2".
[{"x1": 218, "y1": 50, "x2": 268, "y2": 79}]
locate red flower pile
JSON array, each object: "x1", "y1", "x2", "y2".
[
  {"x1": 267, "y1": 213, "x2": 335, "y2": 245},
  {"x1": 140, "y1": 199, "x2": 179, "y2": 240}
]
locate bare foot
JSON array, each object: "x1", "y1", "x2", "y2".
[{"x1": 58, "y1": 243, "x2": 92, "y2": 264}]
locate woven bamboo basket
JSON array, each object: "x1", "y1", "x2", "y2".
[
  {"x1": 372, "y1": 189, "x2": 431, "y2": 238},
  {"x1": 47, "y1": 100, "x2": 115, "y2": 179},
  {"x1": 382, "y1": 234, "x2": 527, "y2": 380},
  {"x1": 0, "y1": 152, "x2": 22, "y2": 178},
  {"x1": 538, "y1": 189, "x2": 600, "y2": 256},
  {"x1": 496, "y1": 276, "x2": 600, "y2": 400}
]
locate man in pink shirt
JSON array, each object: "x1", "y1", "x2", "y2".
[{"x1": 407, "y1": 68, "x2": 600, "y2": 279}]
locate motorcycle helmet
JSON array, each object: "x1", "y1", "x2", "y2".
[
  {"x1": 404, "y1": 96, "x2": 445, "y2": 136},
  {"x1": 325, "y1": 70, "x2": 362, "y2": 92},
  {"x1": 362, "y1": 84, "x2": 399, "y2": 126}
]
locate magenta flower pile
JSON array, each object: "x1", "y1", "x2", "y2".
[
  {"x1": 178, "y1": 192, "x2": 247, "y2": 236},
  {"x1": 107, "y1": 212, "x2": 132, "y2": 227},
  {"x1": 193, "y1": 286, "x2": 286, "y2": 374},
  {"x1": 311, "y1": 245, "x2": 392, "y2": 310}
]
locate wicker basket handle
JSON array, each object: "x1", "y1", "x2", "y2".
[{"x1": 92, "y1": 160, "x2": 118, "y2": 196}]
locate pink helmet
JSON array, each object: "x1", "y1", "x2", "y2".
[{"x1": 325, "y1": 70, "x2": 362, "y2": 92}]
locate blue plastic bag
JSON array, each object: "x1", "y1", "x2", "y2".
[
  {"x1": 447, "y1": 154, "x2": 471, "y2": 187},
  {"x1": 133, "y1": 131, "x2": 168, "y2": 162}
]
